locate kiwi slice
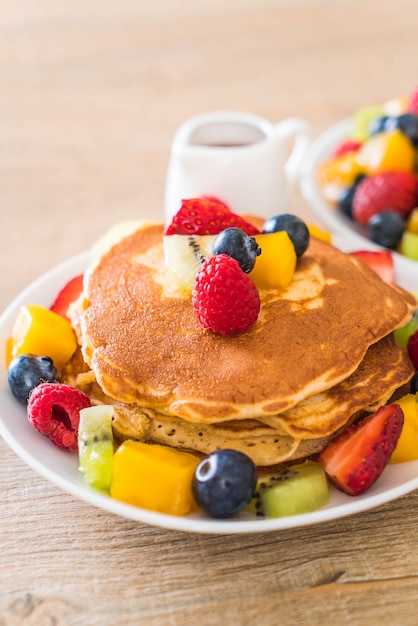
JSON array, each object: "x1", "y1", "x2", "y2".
[
  {"x1": 246, "y1": 460, "x2": 329, "y2": 518},
  {"x1": 351, "y1": 104, "x2": 385, "y2": 141},
  {"x1": 78, "y1": 405, "x2": 114, "y2": 491},
  {"x1": 394, "y1": 308, "x2": 418, "y2": 347},
  {"x1": 163, "y1": 234, "x2": 216, "y2": 290},
  {"x1": 400, "y1": 231, "x2": 418, "y2": 261}
]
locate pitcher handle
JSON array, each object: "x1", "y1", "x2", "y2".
[{"x1": 274, "y1": 118, "x2": 312, "y2": 187}]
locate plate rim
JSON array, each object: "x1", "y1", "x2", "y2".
[{"x1": 0, "y1": 248, "x2": 417, "y2": 534}]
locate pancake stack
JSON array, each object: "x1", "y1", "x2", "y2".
[{"x1": 67, "y1": 222, "x2": 416, "y2": 467}]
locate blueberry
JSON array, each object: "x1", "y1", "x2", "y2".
[
  {"x1": 368, "y1": 115, "x2": 389, "y2": 136},
  {"x1": 262, "y1": 214, "x2": 310, "y2": 258},
  {"x1": 212, "y1": 228, "x2": 260, "y2": 273},
  {"x1": 192, "y1": 449, "x2": 257, "y2": 518},
  {"x1": 368, "y1": 211, "x2": 405, "y2": 249},
  {"x1": 338, "y1": 174, "x2": 366, "y2": 219},
  {"x1": 380, "y1": 115, "x2": 397, "y2": 131},
  {"x1": 411, "y1": 371, "x2": 418, "y2": 394},
  {"x1": 8, "y1": 354, "x2": 58, "y2": 404},
  {"x1": 338, "y1": 186, "x2": 356, "y2": 218},
  {"x1": 386, "y1": 113, "x2": 418, "y2": 145}
]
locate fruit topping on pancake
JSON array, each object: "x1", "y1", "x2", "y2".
[
  {"x1": 192, "y1": 254, "x2": 261, "y2": 335},
  {"x1": 165, "y1": 197, "x2": 260, "y2": 236},
  {"x1": 76, "y1": 219, "x2": 414, "y2": 424}
]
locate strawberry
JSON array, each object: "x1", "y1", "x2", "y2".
[
  {"x1": 408, "y1": 86, "x2": 418, "y2": 115},
  {"x1": 332, "y1": 139, "x2": 362, "y2": 158},
  {"x1": 352, "y1": 172, "x2": 418, "y2": 226},
  {"x1": 407, "y1": 329, "x2": 418, "y2": 369},
  {"x1": 27, "y1": 382, "x2": 90, "y2": 451},
  {"x1": 192, "y1": 254, "x2": 260, "y2": 335},
  {"x1": 165, "y1": 197, "x2": 261, "y2": 236},
  {"x1": 318, "y1": 404, "x2": 404, "y2": 496},
  {"x1": 350, "y1": 250, "x2": 394, "y2": 283},
  {"x1": 50, "y1": 274, "x2": 84, "y2": 320},
  {"x1": 200, "y1": 195, "x2": 230, "y2": 207}
]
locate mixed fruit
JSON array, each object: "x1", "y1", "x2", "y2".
[
  {"x1": 163, "y1": 197, "x2": 310, "y2": 334},
  {"x1": 318, "y1": 85, "x2": 418, "y2": 260},
  {"x1": 5, "y1": 196, "x2": 418, "y2": 520}
]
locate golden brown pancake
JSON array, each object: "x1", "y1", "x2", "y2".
[
  {"x1": 63, "y1": 332, "x2": 412, "y2": 466},
  {"x1": 258, "y1": 333, "x2": 413, "y2": 438},
  {"x1": 77, "y1": 223, "x2": 415, "y2": 423},
  {"x1": 109, "y1": 403, "x2": 331, "y2": 467}
]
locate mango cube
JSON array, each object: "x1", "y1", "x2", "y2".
[
  {"x1": 390, "y1": 394, "x2": 418, "y2": 463},
  {"x1": 406, "y1": 208, "x2": 418, "y2": 235},
  {"x1": 110, "y1": 441, "x2": 200, "y2": 516},
  {"x1": 250, "y1": 231, "x2": 297, "y2": 290},
  {"x1": 317, "y1": 153, "x2": 363, "y2": 188},
  {"x1": 356, "y1": 129, "x2": 416, "y2": 175},
  {"x1": 5, "y1": 336, "x2": 13, "y2": 368},
  {"x1": 308, "y1": 224, "x2": 331, "y2": 243},
  {"x1": 11, "y1": 304, "x2": 77, "y2": 371}
]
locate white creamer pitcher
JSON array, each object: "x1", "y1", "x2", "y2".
[{"x1": 164, "y1": 110, "x2": 311, "y2": 222}]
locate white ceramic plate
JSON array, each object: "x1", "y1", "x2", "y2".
[
  {"x1": 299, "y1": 118, "x2": 418, "y2": 293},
  {"x1": 0, "y1": 247, "x2": 417, "y2": 534}
]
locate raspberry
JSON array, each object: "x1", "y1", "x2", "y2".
[
  {"x1": 165, "y1": 197, "x2": 260, "y2": 236},
  {"x1": 192, "y1": 254, "x2": 260, "y2": 335},
  {"x1": 27, "y1": 383, "x2": 91, "y2": 450},
  {"x1": 352, "y1": 172, "x2": 418, "y2": 226},
  {"x1": 407, "y1": 330, "x2": 418, "y2": 369}
]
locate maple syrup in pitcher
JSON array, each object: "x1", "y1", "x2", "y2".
[
  {"x1": 164, "y1": 111, "x2": 310, "y2": 221},
  {"x1": 189, "y1": 120, "x2": 266, "y2": 148}
]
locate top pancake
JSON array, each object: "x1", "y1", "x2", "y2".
[{"x1": 78, "y1": 223, "x2": 415, "y2": 422}]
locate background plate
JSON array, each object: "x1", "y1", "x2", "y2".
[{"x1": 299, "y1": 118, "x2": 418, "y2": 293}]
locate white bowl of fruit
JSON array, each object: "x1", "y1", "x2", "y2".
[{"x1": 300, "y1": 87, "x2": 418, "y2": 293}]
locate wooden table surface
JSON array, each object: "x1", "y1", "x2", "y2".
[{"x1": 2, "y1": 1, "x2": 418, "y2": 624}]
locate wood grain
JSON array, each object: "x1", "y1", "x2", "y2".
[{"x1": 2, "y1": 1, "x2": 418, "y2": 624}]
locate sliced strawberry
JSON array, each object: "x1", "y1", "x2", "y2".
[
  {"x1": 350, "y1": 250, "x2": 394, "y2": 283},
  {"x1": 200, "y1": 195, "x2": 230, "y2": 208},
  {"x1": 50, "y1": 274, "x2": 84, "y2": 320},
  {"x1": 408, "y1": 86, "x2": 418, "y2": 115},
  {"x1": 332, "y1": 139, "x2": 362, "y2": 158},
  {"x1": 165, "y1": 197, "x2": 261, "y2": 236},
  {"x1": 318, "y1": 404, "x2": 404, "y2": 496}
]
